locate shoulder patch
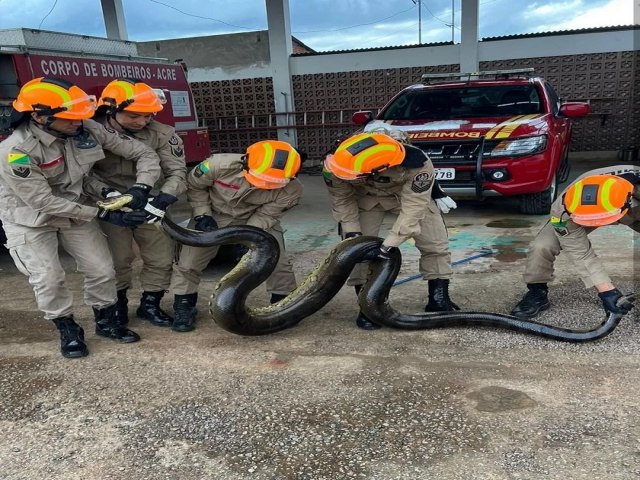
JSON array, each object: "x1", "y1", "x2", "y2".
[
  {"x1": 411, "y1": 171, "x2": 432, "y2": 193},
  {"x1": 194, "y1": 160, "x2": 210, "y2": 178},
  {"x1": 8, "y1": 152, "x2": 31, "y2": 178},
  {"x1": 168, "y1": 134, "x2": 180, "y2": 146}
]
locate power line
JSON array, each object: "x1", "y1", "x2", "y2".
[
  {"x1": 293, "y1": 5, "x2": 416, "y2": 34},
  {"x1": 38, "y1": 0, "x2": 59, "y2": 29},
  {"x1": 147, "y1": 0, "x2": 258, "y2": 30}
]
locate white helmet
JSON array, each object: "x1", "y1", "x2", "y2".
[{"x1": 366, "y1": 126, "x2": 410, "y2": 143}]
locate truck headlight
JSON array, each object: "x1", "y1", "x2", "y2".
[{"x1": 487, "y1": 135, "x2": 547, "y2": 157}]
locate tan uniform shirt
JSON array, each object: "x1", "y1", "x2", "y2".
[
  {"x1": 86, "y1": 118, "x2": 187, "y2": 197},
  {"x1": 548, "y1": 164, "x2": 640, "y2": 286},
  {"x1": 188, "y1": 153, "x2": 302, "y2": 230},
  {"x1": 325, "y1": 149, "x2": 435, "y2": 248},
  {"x1": 0, "y1": 120, "x2": 161, "y2": 227}
]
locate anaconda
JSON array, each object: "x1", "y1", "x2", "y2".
[{"x1": 162, "y1": 216, "x2": 635, "y2": 342}]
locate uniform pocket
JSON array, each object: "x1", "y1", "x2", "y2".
[{"x1": 5, "y1": 233, "x2": 31, "y2": 276}]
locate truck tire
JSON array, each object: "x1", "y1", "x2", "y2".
[{"x1": 519, "y1": 173, "x2": 558, "y2": 215}]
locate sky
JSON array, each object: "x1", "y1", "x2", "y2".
[{"x1": 0, "y1": 0, "x2": 634, "y2": 52}]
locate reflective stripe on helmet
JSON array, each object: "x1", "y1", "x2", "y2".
[
  {"x1": 567, "y1": 181, "x2": 583, "y2": 213},
  {"x1": 353, "y1": 144, "x2": 397, "y2": 173},
  {"x1": 254, "y1": 141, "x2": 273, "y2": 174},
  {"x1": 600, "y1": 177, "x2": 617, "y2": 212},
  {"x1": 23, "y1": 82, "x2": 72, "y2": 107}
]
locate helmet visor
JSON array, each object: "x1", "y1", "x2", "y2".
[
  {"x1": 324, "y1": 154, "x2": 360, "y2": 181},
  {"x1": 243, "y1": 170, "x2": 291, "y2": 189},
  {"x1": 54, "y1": 94, "x2": 97, "y2": 119}
]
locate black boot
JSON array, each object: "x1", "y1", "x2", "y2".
[
  {"x1": 354, "y1": 285, "x2": 381, "y2": 330},
  {"x1": 94, "y1": 305, "x2": 141, "y2": 343},
  {"x1": 114, "y1": 288, "x2": 129, "y2": 325},
  {"x1": 136, "y1": 291, "x2": 173, "y2": 327},
  {"x1": 511, "y1": 283, "x2": 550, "y2": 319},
  {"x1": 51, "y1": 316, "x2": 88, "y2": 358},
  {"x1": 425, "y1": 279, "x2": 460, "y2": 312},
  {"x1": 270, "y1": 293, "x2": 287, "y2": 304},
  {"x1": 172, "y1": 293, "x2": 198, "y2": 332}
]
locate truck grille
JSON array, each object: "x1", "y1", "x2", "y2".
[{"x1": 415, "y1": 140, "x2": 493, "y2": 167}]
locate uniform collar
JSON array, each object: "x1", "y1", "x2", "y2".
[{"x1": 28, "y1": 121, "x2": 64, "y2": 147}]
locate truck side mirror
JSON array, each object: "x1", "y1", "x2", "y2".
[
  {"x1": 559, "y1": 102, "x2": 590, "y2": 118},
  {"x1": 352, "y1": 110, "x2": 374, "y2": 125}
]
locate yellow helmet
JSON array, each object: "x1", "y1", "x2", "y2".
[
  {"x1": 324, "y1": 133, "x2": 405, "y2": 180},
  {"x1": 13, "y1": 77, "x2": 96, "y2": 120}
]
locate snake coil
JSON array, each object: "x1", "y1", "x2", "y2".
[{"x1": 162, "y1": 216, "x2": 635, "y2": 342}]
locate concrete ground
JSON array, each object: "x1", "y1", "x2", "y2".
[{"x1": 0, "y1": 157, "x2": 638, "y2": 480}]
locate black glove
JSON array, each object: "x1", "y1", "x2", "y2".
[
  {"x1": 598, "y1": 288, "x2": 634, "y2": 315},
  {"x1": 143, "y1": 192, "x2": 179, "y2": 224},
  {"x1": 363, "y1": 245, "x2": 395, "y2": 261},
  {"x1": 194, "y1": 214, "x2": 218, "y2": 232},
  {"x1": 125, "y1": 183, "x2": 152, "y2": 210},
  {"x1": 149, "y1": 192, "x2": 178, "y2": 210},
  {"x1": 344, "y1": 232, "x2": 362, "y2": 239},
  {"x1": 97, "y1": 208, "x2": 148, "y2": 228}
]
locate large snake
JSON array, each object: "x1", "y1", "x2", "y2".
[{"x1": 161, "y1": 216, "x2": 635, "y2": 342}]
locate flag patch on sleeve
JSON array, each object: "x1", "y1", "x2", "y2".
[{"x1": 7, "y1": 153, "x2": 31, "y2": 178}]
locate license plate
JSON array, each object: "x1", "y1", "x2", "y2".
[{"x1": 435, "y1": 168, "x2": 455, "y2": 180}]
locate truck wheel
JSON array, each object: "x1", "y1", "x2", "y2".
[{"x1": 519, "y1": 173, "x2": 558, "y2": 215}]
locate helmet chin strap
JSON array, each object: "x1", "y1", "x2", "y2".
[
  {"x1": 108, "y1": 114, "x2": 139, "y2": 136},
  {"x1": 31, "y1": 117, "x2": 83, "y2": 139}
]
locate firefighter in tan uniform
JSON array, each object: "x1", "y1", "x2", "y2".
[
  {"x1": 323, "y1": 130, "x2": 459, "y2": 330},
  {"x1": 170, "y1": 140, "x2": 302, "y2": 332},
  {"x1": 86, "y1": 79, "x2": 187, "y2": 328},
  {"x1": 0, "y1": 77, "x2": 162, "y2": 358},
  {"x1": 511, "y1": 165, "x2": 639, "y2": 319}
]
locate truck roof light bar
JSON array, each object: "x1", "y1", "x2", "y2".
[{"x1": 421, "y1": 68, "x2": 535, "y2": 83}]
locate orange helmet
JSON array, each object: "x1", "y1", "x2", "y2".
[
  {"x1": 324, "y1": 132, "x2": 405, "y2": 180},
  {"x1": 12, "y1": 77, "x2": 96, "y2": 120},
  {"x1": 97, "y1": 78, "x2": 165, "y2": 113},
  {"x1": 563, "y1": 174, "x2": 634, "y2": 226},
  {"x1": 243, "y1": 140, "x2": 301, "y2": 189}
]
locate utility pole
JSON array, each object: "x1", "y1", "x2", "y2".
[
  {"x1": 451, "y1": 0, "x2": 455, "y2": 43},
  {"x1": 411, "y1": 0, "x2": 422, "y2": 44}
]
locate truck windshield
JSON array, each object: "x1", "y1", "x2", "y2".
[{"x1": 380, "y1": 85, "x2": 543, "y2": 120}]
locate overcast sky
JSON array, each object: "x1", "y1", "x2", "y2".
[{"x1": 0, "y1": 0, "x2": 634, "y2": 51}]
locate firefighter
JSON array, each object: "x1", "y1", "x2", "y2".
[
  {"x1": 511, "y1": 165, "x2": 639, "y2": 319},
  {"x1": 323, "y1": 129, "x2": 459, "y2": 330},
  {"x1": 87, "y1": 79, "x2": 188, "y2": 328},
  {"x1": 0, "y1": 77, "x2": 163, "y2": 358},
  {"x1": 169, "y1": 140, "x2": 302, "y2": 332}
]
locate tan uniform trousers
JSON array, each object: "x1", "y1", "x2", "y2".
[
  {"x1": 99, "y1": 222, "x2": 176, "y2": 292},
  {"x1": 349, "y1": 200, "x2": 452, "y2": 286},
  {"x1": 3, "y1": 220, "x2": 116, "y2": 319},
  {"x1": 170, "y1": 217, "x2": 296, "y2": 295},
  {"x1": 523, "y1": 222, "x2": 606, "y2": 288}
]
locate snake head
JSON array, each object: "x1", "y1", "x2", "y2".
[{"x1": 96, "y1": 194, "x2": 134, "y2": 211}]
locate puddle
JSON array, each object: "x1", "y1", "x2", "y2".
[{"x1": 467, "y1": 386, "x2": 537, "y2": 412}]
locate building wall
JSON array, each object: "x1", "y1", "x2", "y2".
[{"x1": 180, "y1": 28, "x2": 637, "y2": 160}]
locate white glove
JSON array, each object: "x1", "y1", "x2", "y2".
[
  {"x1": 435, "y1": 196, "x2": 457, "y2": 214},
  {"x1": 105, "y1": 190, "x2": 121, "y2": 199}
]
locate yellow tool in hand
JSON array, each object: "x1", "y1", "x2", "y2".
[{"x1": 97, "y1": 194, "x2": 134, "y2": 211}]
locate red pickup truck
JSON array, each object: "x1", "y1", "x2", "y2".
[{"x1": 353, "y1": 69, "x2": 590, "y2": 214}]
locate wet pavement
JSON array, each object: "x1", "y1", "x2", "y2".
[{"x1": 0, "y1": 157, "x2": 638, "y2": 480}]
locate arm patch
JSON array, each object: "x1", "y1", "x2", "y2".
[{"x1": 411, "y1": 172, "x2": 432, "y2": 193}]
